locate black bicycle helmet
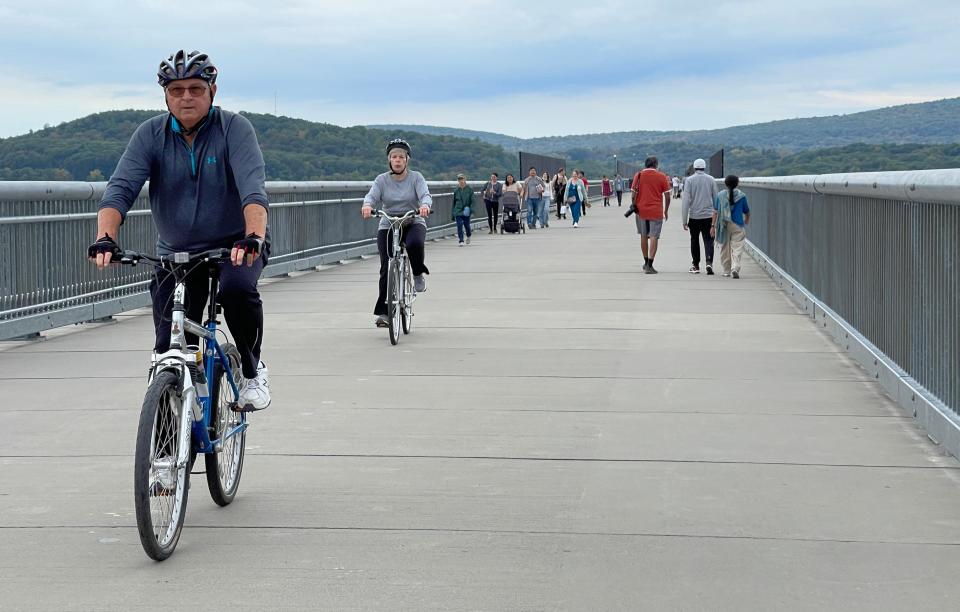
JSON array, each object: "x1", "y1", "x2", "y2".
[
  {"x1": 157, "y1": 50, "x2": 218, "y2": 87},
  {"x1": 386, "y1": 138, "x2": 411, "y2": 157}
]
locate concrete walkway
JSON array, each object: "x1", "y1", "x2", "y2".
[{"x1": 2, "y1": 203, "x2": 960, "y2": 611}]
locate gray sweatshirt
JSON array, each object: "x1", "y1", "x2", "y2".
[
  {"x1": 363, "y1": 171, "x2": 433, "y2": 230},
  {"x1": 100, "y1": 108, "x2": 268, "y2": 255},
  {"x1": 681, "y1": 171, "x2": 718, "y2": 222}
]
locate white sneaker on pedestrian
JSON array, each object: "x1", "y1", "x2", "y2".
[
  {"x1": 414, "y1": 275, "x2": 426, "y2": 293},
  {"x1": 466, "y1": 236, "x2": 471, "y2": 245},
  {"x1": 458, "y1": 241, "x2": 464, "y2": 247},
  {"x1": 573, "y1": 222, "x2": 579, "y2": 228},
  {"x1": 237, "y1": 361, "x2": 270, "y2": 412}
]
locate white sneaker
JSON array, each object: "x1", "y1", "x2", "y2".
[
  {"x1": 573, "y1": 222, "x2": 579, "y2": 228},
  {"x1": 237, "y1": 361, "x2": 270, "y2": 412}
]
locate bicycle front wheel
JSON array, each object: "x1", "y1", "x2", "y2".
[
  {"x1": 134, "y1": 369, "x2": 190, "y2": 561},
  {"x1": 388, "y1": 259, "x2": 402, "y2": 345},
  {"x1": 401, "y1": 257, "x2": 414, "y2": 334},
  {"x1": 205, "y1": 343, "x2": 245, "y2": 506}
]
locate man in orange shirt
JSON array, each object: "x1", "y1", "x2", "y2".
[{"x1": 630, "y1": 156, "x2": 671, "y2": 274}]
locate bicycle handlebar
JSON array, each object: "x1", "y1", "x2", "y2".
[
  {"x1": 372, "y1": 209, "x2": 419, "y2": 222},
  {"x1": 117, "y1": 248, "x2": 233, "y2": 267}
]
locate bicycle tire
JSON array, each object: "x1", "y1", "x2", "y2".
[
  {"x1": 388, "y1": 259, "x2": 402, "y2": 345},
  {"x1": 134, "y1": 369, "x2": 190, "y2": 561},
  {"x1": 401, "y1": 257, "x2": 413, "y2": 335},
  {"x1": 205, "y1": 343, "x2": 245, "y2": 506}
]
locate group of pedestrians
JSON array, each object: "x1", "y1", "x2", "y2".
[
  {"x1": 628, "y1": 156, "x2": 751, "y2": 277},
  {"x1": 470, "y1": 166, "x2": 599, "y2": 232}
]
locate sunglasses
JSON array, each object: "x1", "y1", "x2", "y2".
[{"x1": 166, "y1": 85, "x2": 209, "y2": 98}]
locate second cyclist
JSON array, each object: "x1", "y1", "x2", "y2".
[{"x1": 361, "y1": 138, "x2": 433, "y2": 328}]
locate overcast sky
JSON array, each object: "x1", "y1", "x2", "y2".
[{"x1": 1, "y1": 0, "x2": 957, "y2": 138}]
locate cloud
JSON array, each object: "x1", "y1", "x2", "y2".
[{"x1": 0, "y1": 0, "x2": 958, "y2": 138}]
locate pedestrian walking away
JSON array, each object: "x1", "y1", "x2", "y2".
[
  {"x1": 713, "y1": 175, "x2": 751, "y2": 278},
  {"x1": 682, "y1": 158, "x2": 718, "y2": 275},
  {"x1": 630, "y1": 156, "x2": 671, "y2": 274},
  {"x1": 553, "y1": 168, "x2": 568, "y2": 219},
  {"x1": 91, "y1": 49, "x2": 272, "y2": 411},
  {"x1": 523, "y1": 166, "x2": 546, "y2": 229},
  {"x1": 601, "y1": 175, "x2": 613, "y2": 206},
  {"x1": 362, "y1": 138, "x2": 433, "y2": 327},
  {"x1": 481, "y1": 172, "x2": 503, "y2": 233},
  {"x1": 565, "y1": 169, "x2": 587, "y2": 227},
  {"x1": 452, "y1": 173, "x2": 474, "y2": 246},
  {"x1": 614, "y1": 173, "x2": 625, "y2": 206}
]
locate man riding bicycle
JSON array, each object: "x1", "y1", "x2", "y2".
[
  {"x1": 87, "y1": 49, "x2": 272, "y2": 412},
  {"x1": 361, "y1": 138, "x2": 432, "y2": 328}
]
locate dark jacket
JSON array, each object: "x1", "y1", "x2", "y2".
[{"x1": 452, "y1": 185, "x2": 474, "y2": 219}]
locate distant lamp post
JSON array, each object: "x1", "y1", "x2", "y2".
[{"x1": 613, "y1": 154, "x2": 618, "y2": 175}]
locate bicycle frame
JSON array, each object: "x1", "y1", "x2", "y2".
[
  {"x1": 148, "y1": 256, "x2": 246, "y2": 461},
  {"x1": 377, "y1": 210, "x2": 417, "y2": 311}
]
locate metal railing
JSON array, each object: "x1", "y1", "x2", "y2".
[
  {"x1": 0, "y1": 178, "x2": 602, "y2": 340},
  {"x1": 0, "y1": 180, "x2": 483, "y2": 340},
  {"x1": 740, "y1": 169, "x2": 960, "y2": 452}
]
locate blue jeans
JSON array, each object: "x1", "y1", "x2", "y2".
[
  {"x1": 570, "y1": 201, "x2": 582, "y2": 224},
  {"x1": 526, "y1": 198, "x2": 542, "y2": 227},
  {"x1": 456, "y1": 215, "x2": 472, "y2": 242},
  {"x1": 540, "y1": 199, "x2": 550, "y2": 227}
]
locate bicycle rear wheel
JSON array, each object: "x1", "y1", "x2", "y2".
[
  {"x1": 134, "y1": 369, "x2": 190, "y2": 561},
  {"x1": 401, "y1": 257, "x2": 413, "y2": 335},
  {"x1": 388, "y1": 259, "x2": 402, "y2": 345},
  {"x1": 205, "y1": 343, "x2": 245, "y2": 506}
]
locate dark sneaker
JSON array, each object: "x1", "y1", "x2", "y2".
[
  {"x1": 645, "y1": 265, "x2": 658, "y2": 275},
  {"x1": 414, "y1": 275, "x2": 426, "y2": 293},
  {"x1": 688, "y1": 266, "x2": 700, "y2": 274},
  {"x1": 706, "y1": 264, "x2": 714, "y2": 275},
  {"x1": 375, "y1": 315, "x2": 389, "y2": 327},
  {"x1": 732, "y1": 270, "x2": 740, "y2": 279}
]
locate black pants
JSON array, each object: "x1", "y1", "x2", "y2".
[
  {"x1": 375, "y1": 224, "x2": 427, "y2": 316},
  {"x1": 150, "y1": 255, "x2": 266, "y2": 379},
  {"x1": 688, "y1": 217, "x2": 714, "y2": 267},
  {"x1": 616, "y1": 190, "x2": 623, "y2": 206},
  {"x1": 485, "y1": 199, "x2": 499, "y2": 230}
]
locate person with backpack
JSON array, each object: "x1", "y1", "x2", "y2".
[
  {"x1": 712, "y1": 175, "x2": 751, "y2": 278},
  {"x1": 630, "y1": 156, "x2": 671, "y2": 274}
]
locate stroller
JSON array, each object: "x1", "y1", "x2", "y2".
[{"x1": 500, "y1": 189, "x2": 525, "y2": 234}]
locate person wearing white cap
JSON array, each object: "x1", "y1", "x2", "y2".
[{"x1": 681, "y1": 158, "x2": 718, "y2": 274}]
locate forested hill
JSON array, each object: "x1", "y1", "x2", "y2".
[
  {"x1": 373, "y1": 97, "x2": 960, "y2": 154},
  {"x1": 367, "y1": 124, "x2": 523, "y2": 150},
  {"x1": 0, "y1": 110, "x2": 516, "y2": 181}
]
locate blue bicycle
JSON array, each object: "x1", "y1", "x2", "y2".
[{"x1": 118, "y1": 248, "x2": 247, "y2": 560}]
